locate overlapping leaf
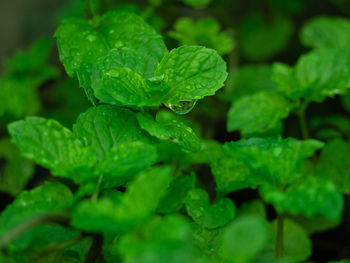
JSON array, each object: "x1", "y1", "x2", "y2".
[{"x1": 8, "y1": 117, "x2": 96, "y2": 182}]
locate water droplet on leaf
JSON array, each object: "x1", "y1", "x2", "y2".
[{"x1": 167, "y1": 100, "x2": 197, "y2": 115}]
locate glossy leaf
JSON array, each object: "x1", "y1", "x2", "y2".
[
  {"x1": 8, "y1": 117, "x2": 96, "y2": 182},
  {"x1": 73, "y1": 105, "x2": 152, "y2": 162},
  {"x1": 137, "y1": 112, "x2": 201, "y2": 152},
  {"x1": 154, "y1": 45, "x2": 227, "y2": 105},
  {"x1": 55, "y1": 10, "x2": 167, "y2": 103}
]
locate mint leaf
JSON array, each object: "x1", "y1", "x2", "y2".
[
  {"x1": 137, "y1": 112, "x2": 201, "y2": 152},
  {"x1": 273, "y1": 48, "x2": 350, "y2": 103},
  {"x1": 301, "y1": 16, "x2": 350, "y2": 48},
  {"x1": 185, "y1": 188, "x2": 236, "y2": 229},
  {"x1": 55, "y1": 10, "x2": 167, "y2": 103},
  {"x1": 91, "y1": 53, "x2": 163, "y2": 107},
  {"x1": 169, "y1": 17, "x2": 234, "y2": 56},
  {"x1": 239, "y1": 14, "x2": 293, "y2": 60},
  {"x1": 0, "y1": 183, "x2": 73, "y2": 236},
  {"x1": 154, "y1": 45, "x2": 227, "y2": 105},
  {"x1": 260, "y1": 176, "x2": 344, "y2": 221},
  {"x1": 227, "y1": 90, "x2": 293, "y2": 136},
  {"x1": 98, "y1": 141, "x2": 158, "y2": 188},
  {"x1": 71, "y1": 166, "x2": 172, "y2": 233},
  {"x1": 73, "y1": 105, "x2": 152, "y2": 162},
  {"x1": 157, "y1": 173, "x2": 196, "y2": 213},
  {"x1": 8, "y1": 117, "x2": 96, "y2": 182},
  {"x1": 220, "y1": 215, "x2": 269, "y2": 263},
  {"x1": 224, "y1": 136, "x2": 324, "y2": 186}
]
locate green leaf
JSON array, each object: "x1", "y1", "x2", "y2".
[
  {"x1": 0, "y1": 139, "x2": 35, "y2": 196},
  {"x1": 118, "y1": 215, "x2": 207, "y2": 263},
  {"x1": 137, "y1": 112, "x2": 201, "y2": 152},
  {"x1": 55, "y1": 10, "x2": 167, "y2": 103},
  {"x1": 71, "y1": 166, "x2": 172, "y2": 233},
  {"x1": 300, "y1": 16, "x2": 350, "y2": 48},
  {"x1": 239, "y1": 14, "x2": 293, "y2": 60},
  {"x1": 260, "y1": 176, "x2": 344, "y2": 221},
  {"x1": 211, "y1": 155, "x2": 252, "y2": 197},
  {"x1": 227, "y1": 91, "x2": 293, "y2": 136},
  {"x1": 273, "y1": 48, "x2": 350, "y2": 103},
  {"x1": 224, "y1": 136, "x2": 324, "y2": 186},
  {"x1": 154, "y1": 45, "x2": 227, "y2": 105},
  {"x1": 91, "y1": 53, "x2": 163, "y2": 107},
  {"x1": 316, "y1": 138, "x2": 350, "y2": 194},
  {"x1": 98, "y1": 141, "x2": 158, "y2": 188},
  {"x1": 8, "y1": 117, "x2": 96, "y2": 183},
  {"x1": 73, "y1": 105, "x2": 152, "y2": 162},
  {"x1": 157, "y1": 173, "x2": 196, "y2": 213},
  {"x1": 185, "y1": 189, "x2": 236, "y2": 229},
  {"x1": 222, "y1": 64, "x2": 276, "y2": 101},
  {"x1": 0, "y1": 183, "x2": 73, "y2": 236},
  {"x1": 219, "y1": 215, "x2": 269, "y2": 263},
  {"x1": 169, "y1": 17, "x2": 234, "y2": 56}
]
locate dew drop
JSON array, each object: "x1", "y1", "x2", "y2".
[{"x1": 167, "y1": 100, "x2": 197, "y2": 115}]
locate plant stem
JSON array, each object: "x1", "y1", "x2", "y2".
[
  {"x1": 92, "y1": 174, "x2": 104, "y2": 202},
  {"x1": 276, "y1": 213, "x2": 285, "y2": 258},
  {"x1": 298, "y1": 102, "x2": 309, "y2": 139},
  {"x1": 0, "y1": 212, "x2": 70, "y2": 250},
  {"x1": 84, "y1": 0, "x2": 94, "y2": 19},
  {"x1": 84, "y1": 234, "x2": 104, "y2": 263}
]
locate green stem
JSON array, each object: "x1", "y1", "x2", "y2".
[
  {"x1": 84, "y1": 0, "x2": 94, "y2": 19},
  {"x1": 276, "y1": 213, "x2": 285, "y2": 258},
  {"x1": 298, "y1": 102, "x2": 309, "y2": 139},
  {"x1": 92, "y1": 174, "x2": 104, "y2": 202},
  {"x1": 0, "y1": 212, "x2": 70, "y2": 250}
]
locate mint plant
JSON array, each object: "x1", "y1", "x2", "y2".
[{"x1": 1, "y1": 0, "x2": 350, "y2": 262}]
